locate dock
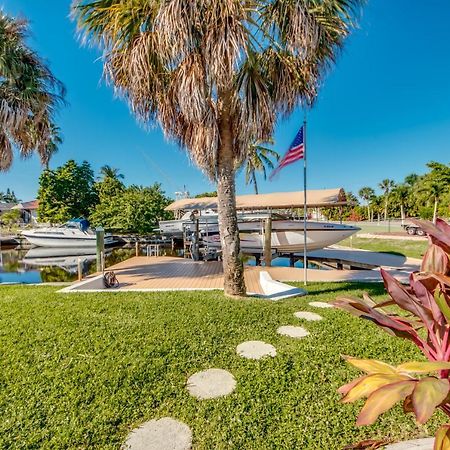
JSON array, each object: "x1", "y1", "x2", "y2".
[{"x1": 61, "y1": 249, "x2": 421, "y2": 294}]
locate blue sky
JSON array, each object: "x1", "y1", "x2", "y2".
[{"x1": 1, "y1": 0, "x2": 449, "y2": 201}]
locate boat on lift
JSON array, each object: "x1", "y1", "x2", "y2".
[{"x1": 21, "y1": 218, "x2": 115, "y2": 248}]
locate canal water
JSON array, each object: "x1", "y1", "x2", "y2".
[{"x1": 0, "y1": 245, "x2": 318, "y2": 284}]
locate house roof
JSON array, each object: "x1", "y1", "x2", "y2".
[
  {"x1": 0, "y1": 202, "x2": 15, "y2": 212},
  {"x1": 165, "y1": 188, "x2": 348, "y2": 211},
  {"x1": 12, "y1": 200, "x2": 39, "y2": 210}
]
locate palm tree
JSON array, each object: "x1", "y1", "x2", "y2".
[
  {"x1": 418, "y1": 180, "x2": 446, "y2": 224},
  {"x1": 391, "y1": 184, "x2": 409, "y2": 225},
  {"x1": 358, "y1": 186, "x2": 375, "y2": 221},
  {"x1": 404, "y1": 173, "x2": 419, "y2": 187},
  {"x1": 74, "y1": 0, "x2": 362, "y2": 296},
  {"x1": 0, "y1": 12, "x2": 65, "y2": 171},
  {"x1": 99, "y1": 165, "x2": 124, "y2": 181},
  {"x1": 41, "y1": 124, "x2": 63, "y2": 170},
  {"x1": 243, "y1": 140, "x2": 279, "y2": 194},
  {"x1": 378, "y1": 179, "x2": 395, "y2": 221}
]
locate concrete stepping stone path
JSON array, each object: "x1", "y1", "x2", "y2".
[
  {"x1": 294, "y1": 311, "x2": 322, "y2": 321},
  {"x1": 236, "y1": 340, "x2": 277, "y2": 359},
  {"x1": 385, "y1": 437, "x2": 434, "y2": 450},
  {"x1": 122, "y1": 417, "x2": 192, "y2": 450},
  {"x1": 308, "y1": 301, "x2": 334, "y2": 309},
  {"x1": 277, "y1": 325, "x2": 310, "y2": 339},
  {"x1": 187, "y1": 368, "x2": 236, "y2": 399}
]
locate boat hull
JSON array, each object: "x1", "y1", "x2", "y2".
[
  {"x1": 203, "y1": 221, "x2": 359, "y2": 253},
  {"x1": 21, "y1": 232, "x2": 114, "y2": 248}
]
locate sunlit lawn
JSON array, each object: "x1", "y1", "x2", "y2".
[{"x1": 0, "y1": 284, "x2": 441, "y2": 449}]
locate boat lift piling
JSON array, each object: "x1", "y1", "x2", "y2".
[
  {"x1": 96, "y1": 227, "x2": 105, "y2": 272},
  {"x1": 264, "y1": 213, "x2": 272, "y2": 267}
]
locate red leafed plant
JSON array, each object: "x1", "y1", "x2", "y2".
[{"x1": 333, "y1": 219, "x2": 450, "y2": 450}]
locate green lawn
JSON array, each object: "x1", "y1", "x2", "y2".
[
  {"x1": 339, "y1": 236, "x2": 428, "y2": 259},
  {"x1": 0, "y1": 284, "x2": 442, "y2": 449}
]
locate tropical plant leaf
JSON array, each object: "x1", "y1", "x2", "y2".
[
  {"x1": 396, "y1": 361, "x2": 450, "y2": 374},
  {"x1": 421, "y1": 243, "x2": 449, "y2": 274},
  {"x1": 342, "y1": 373, "x2": 411, "y2": 404},
  {"x1": 345, "y1": 357, "x2": 397, "y2": 375},
  {"x1": 343, "y1": 439, "x2": 389, "y2": 449},
  {"x1": 434, "y1": 424, "x2": 450, "y2": 450},
  {"x1": 356, "y1": 380, "x2": 415, "y2": 426},
  {"x1": 338, "y1": 376, "x2": 366, "y2": 396},
  {"x1": 412, "y1": 377, "x2": 449, "y2": 423}
]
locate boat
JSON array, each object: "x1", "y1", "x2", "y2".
[
  {"x1": 159, "y1": 212, "x2": 359, "y2": 253},
  {"x1": 21, "y1": 218, "x2": 115, "y2": 248}
]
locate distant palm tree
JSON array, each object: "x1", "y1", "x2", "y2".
[
  {"x1": 404, "y1": 173, "x2": 419, "y2": 187},
  {"x1": 41, "y1": 124, "x2": 63, "y2": 170},
  {"x1": 74, "y1": 0, "x2": 363, "y2": 296},
  {"x1": 418, "y1": 181, "x2": 446, "y2": 224},
  {"x1": 378, "y1": 179, "x2": 395, "y2": 221},
  {"x1": 243, "y1": 140, "x2": 279, "y2": 195},
  {"x1": 0, "y1": 12, "x2": 65, "y2": 171},
  {"x1": 391, "y1": 184, "x2": 409, "y2": 225},
  {"x1": 358, "y1": 186, "x2": 375, "y2": 221},
  {"x1": 99, "y1": 165, "x2": 124, "y2": 181}
]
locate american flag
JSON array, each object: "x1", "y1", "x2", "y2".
[{"x1": 269, "y1": 126, "x2": 304, "y2": 180}]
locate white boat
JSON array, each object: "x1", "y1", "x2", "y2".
[
  {"x1": 159, "y1": 213, "x2": 359, "y2": 253},
  {"x1": 21, "y1": 219, "x2": 115, "y2": 248}
]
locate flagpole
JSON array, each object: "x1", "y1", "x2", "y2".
[{"x1": 303, "y1": 117, "x2": 307, "y2": 286}]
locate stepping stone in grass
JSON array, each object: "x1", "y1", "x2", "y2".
[
  {"x1": 308, "y1": 301, "x2": 334, "y2": 309},
  {"x1": 122, "y1": 417, "x2": 192, "y2": 450},
  {"x1": 294, "y1": 311, "x2": 322, "y2": 321},
  {"x1": 187, "y1": 368, "x2": 236, "y2": 399},
  {"x1": 277, "y1": 325, "x2": 310, "y2": 339},
  {"x1": 236, "y1": 340, "x2": 277, "y2": 359},
  {"x1": 385, "y1": 437, "x2": 434, "y2": 450}
]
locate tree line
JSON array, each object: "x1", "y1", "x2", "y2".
[
  {"x1": 326, "y1": 161, "x2": 450, "y2": 223},
  {"x1": 37, "y1": 160, "x2": 173, "y2": 234}
]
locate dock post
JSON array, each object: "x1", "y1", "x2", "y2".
[
  {"x1": 264, "y1": 216, "x2": 272, "y2": 267},
  {"x1": 96, "y1": 227, "x2": 105, "y2": 272},
  {"x1": 135, "y1": 240, "x2": 139, "y2": 257},
  {"x1": 77, "y1": 257, "x2": 82, "y2": 281},
  {"x1": 289, "y1": 254, "x2": 295, "y2": 267}
]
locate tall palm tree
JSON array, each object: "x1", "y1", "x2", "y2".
[
  {"x1": 99, "y1": 165, "x2": 124, "y2": 181},
  {"x1": 243, "y1": 140, "x2": 279, "y2": 194},
  {"x1": 358, "y1": 186, "x2": 375, "y2": 221},
  {"x1": 418, "y1": 180, "x2": 446, "y2": 224},
  {"x1": 41, "y1": 123, "x2": 63, "y2": 170},
  {"x1": 74, "y1": 0, "x2": 363, "y2": 296},
  {"x1": 0, "y1": 12, "x2": 65, "y2": 170},
  {"x1": 378, "y1": 179, "x2": 395, "y2": 221},
  {"x1": 404, "y1": 173, "x2": 419, "y2": 187},
  {"x1": 391, "y1": 184, "x2": 409, "y2": 225}
]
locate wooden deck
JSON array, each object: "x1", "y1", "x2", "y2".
[
  {"x1": 105, "y1": 256, "x2": 264, "y2": 293},
  {"x1": 96, "y1": 254, "x2": 419, "y2": 293}
]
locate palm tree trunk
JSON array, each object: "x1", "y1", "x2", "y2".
[
  {"x1": 252, "y1": 171, "x2": 259, "y2": 195},
  {"x1": 400, "y1": 204, "x2": 405, "y2": 226},
  {"x1": 217, "y1": 97, "x2": 246, "y2": 297},
  {"x1": 384, "y1": 199, "x2": 388, "y2": 222},
  {"x1": 433, "y1": 198, "x2": 438, "y2": 224},
  {"x1": 367, "y1": 205, "x2": 370, "y2": 221}
]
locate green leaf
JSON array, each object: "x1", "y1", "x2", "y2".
[
  {"x1": 356, "y1": 380, "x2": 415, "y2": 426},
  {"x1": 412, "y1": 377, "x2": 449, "y2": 424},
  {"x1": 342, "y1": 373, "x2": 411, "y2": 404},
  {"x1": 396, "y1": 361, "x2": 450, "y2": 374},
  {"x1": 345, "y1": 357, "x2": 398, "y2": 375}
]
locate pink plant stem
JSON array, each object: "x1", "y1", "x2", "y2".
[{"x1": 440, "y1": 404, "x2": 450, "y2": 418}]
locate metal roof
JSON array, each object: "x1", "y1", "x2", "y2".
[{"x1": 165, "y1": 188, "x2": 348, "y2": 211}]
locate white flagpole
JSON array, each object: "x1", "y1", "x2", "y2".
[{"x1": 303, "y1": 117, "x2": 307, "y2": 286}]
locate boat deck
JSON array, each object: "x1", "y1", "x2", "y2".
[{"x1": 63, "y1": 252, "x2": 421, "y2": 293}]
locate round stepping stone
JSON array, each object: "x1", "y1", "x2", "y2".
[
  {"x1": 122, "y1": 417, "x2": 192, "y2": 450},
  {"x1": 277, "y1": 325, "x2": 310, "y2": 339},
  {"x1": 187, "y1": 368, "x2": 236, "y2": 399},
  {"x1": 294, "y1": 311, "x2": 322, "y2": 321},
  {"x1": 236, "y1": 340, "x2": 277, "y2": 359},
  {"x1": 308, "y1": 301, "x2": 334, "y2": 309},
  {"x1": 385, "y1": 437, "x2": 434, "y2": 450}
]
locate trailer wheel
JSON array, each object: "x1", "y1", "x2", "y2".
[
  {"x1": 416, "y1": 228, "x2": 425, "y2": 237},
  {"x1": 406, "y1": 227, "x2": 416, "y2": 235}
]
